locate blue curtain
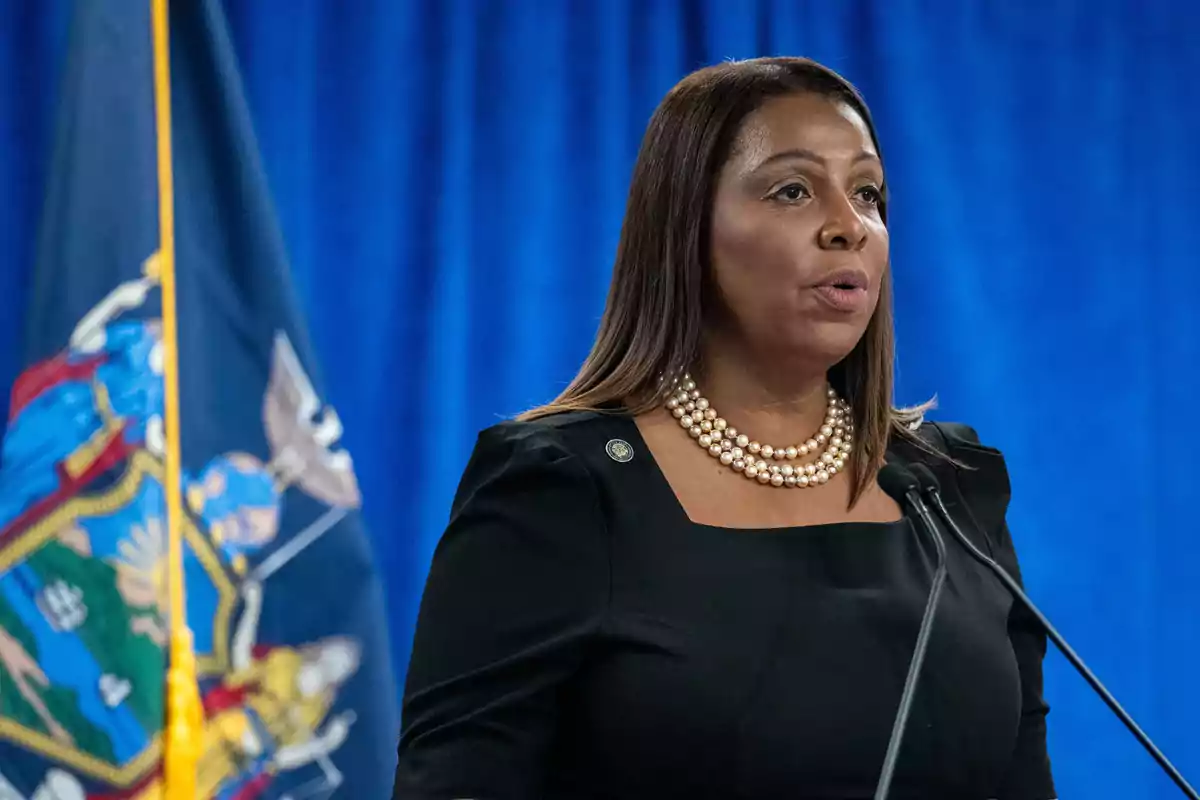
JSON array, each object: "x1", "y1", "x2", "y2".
[{"x1": 2, "y1": 2, "x2": 1197, "y2": 796}]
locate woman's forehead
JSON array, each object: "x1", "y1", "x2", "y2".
[{"x1": 728, "y1": 94, "x2": 878, "y2": 172}]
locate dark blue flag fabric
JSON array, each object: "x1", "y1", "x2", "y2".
[{"x1": 0, "y1": 1, "x2": 397, "y2": 798}]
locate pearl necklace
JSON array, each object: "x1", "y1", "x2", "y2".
[{"x1": 666, "y1": 374, "x2": 854, "y2": 488}]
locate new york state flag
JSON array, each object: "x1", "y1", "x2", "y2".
[{"x1": 0, "y1": 1, "x2": 397, "y2": 797}]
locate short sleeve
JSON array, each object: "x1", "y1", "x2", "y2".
[
  {"x1": 393, "y1": 422, "x2": 610, "y2": 800},
  {"x1": 940, "y1": 423, "x2": 1056, "y2": 800}
]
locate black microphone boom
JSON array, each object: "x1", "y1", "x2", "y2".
[
  {"x1": 908, "y1": 462, "x2": 1199, "y2": 800},
  {"x1": 872, "y1": 465, "x2": 949, "y2": 800}
]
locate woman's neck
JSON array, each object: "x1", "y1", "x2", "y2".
[{"x1": 694, "y1": 342, "x2": 833, "y2": 449}]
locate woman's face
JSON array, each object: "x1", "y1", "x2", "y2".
[{"x1": 708, "y1": 92, "x2": 888, "y2": 368}]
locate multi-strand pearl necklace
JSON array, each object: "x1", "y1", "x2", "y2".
[{"x1": 666, "y1": 374, "x2": 854, "y2": 488}]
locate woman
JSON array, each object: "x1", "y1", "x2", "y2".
[{"x1": 394, "y1": 57, "x2": 1055, "y2": 799}]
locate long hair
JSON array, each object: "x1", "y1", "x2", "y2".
[{"x1": 519, "y1": 57, "x2": 932, "y2": 506}]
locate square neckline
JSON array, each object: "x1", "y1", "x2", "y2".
[{"x1": 615, "y1": 413, "x2": 909, "y2": 535}]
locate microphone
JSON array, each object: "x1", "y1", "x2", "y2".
[
  {"x1": 909, "y1": 463, "x2": 1199, "y2": 800},
  {"x1": 873, "y1": 464, "x2": 949, "y2": 800}
]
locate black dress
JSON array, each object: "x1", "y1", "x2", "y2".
[{"x1": 393, "y1": 411, "x2": 1055, "y2": 800}]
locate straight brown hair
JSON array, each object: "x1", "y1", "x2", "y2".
[{"x1": 520, "y1": 57, "x2": 932, "y2": 507}]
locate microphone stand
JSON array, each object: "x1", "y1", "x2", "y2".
[
  {"x1": 873, "y1": 469, "x2": 949, "y2": 800},
  {"x1": 912, "y1": 465, "x2": 1199, "y2": 800}
]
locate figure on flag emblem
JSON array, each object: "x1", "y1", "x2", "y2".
[{"x1": 0, "y1": 255, "x2": 165, "y2": 538}]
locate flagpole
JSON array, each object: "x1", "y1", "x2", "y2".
[{"x1": 150, "y1": 0, "x2": 202, "y2": 796}]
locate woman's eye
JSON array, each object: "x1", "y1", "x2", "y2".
[
  {"x1": 855, "y1": 185, "x2": 884, "y2": 206},
  {"x1": 772, "y1": 183, "x2": 809, "y2": 202}
]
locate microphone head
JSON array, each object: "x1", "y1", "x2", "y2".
[
  {"x1": 909, "y1": 463, "x2": 941, "y2": 493},
  {"x1": 877, "y1": 463, "x2": 919, "y2": 501}
]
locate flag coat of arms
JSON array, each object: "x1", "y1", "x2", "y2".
[{"x1": 0, "y1": 1, "x2": 397, "y2": 797}]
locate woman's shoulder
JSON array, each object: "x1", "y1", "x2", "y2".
[
  {"x1": 454, "y1": 410, "x2": 630, "y2": 500},
  {"x1": 895, "y1": 418, "x2": 1011, "y2": 496},
  {"x1": 899, "y1": 419, "x2": 1014, "y2": 537},
  {"x1": 439, "y1": 412, "x2": 610, "y2": 525},
  {"x1": 902, "y1": 419, "x2": 1007, "y2": 465},
  {"x1": 472, "y1": 409, "x2": 634, "y2": 464}
]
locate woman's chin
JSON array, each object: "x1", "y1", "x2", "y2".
[{"x1": 769, "y1": 322, "x2": 868, "y2": 367}]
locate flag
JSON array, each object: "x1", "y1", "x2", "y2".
[{"x1": 0, "y1": 1, "x2": 398, "y2": 798}]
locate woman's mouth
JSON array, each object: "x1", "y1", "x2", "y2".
[
  {"x1": 810, "y1": 269, "x2": 871, "y2": 313},
  {"x1": 812, "y1": 284, "x2": 870, "y2": 312}
]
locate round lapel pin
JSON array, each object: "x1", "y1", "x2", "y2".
[{"x1": 605, "y1": 439, "x2": 634, "y2": 463}]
